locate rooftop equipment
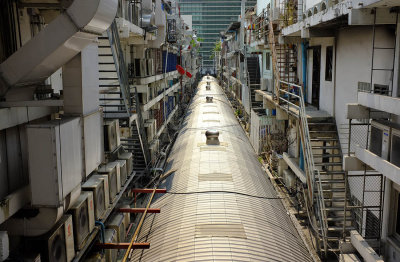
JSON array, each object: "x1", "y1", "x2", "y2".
[
  {"x1": 205, "y1": 130, "x2": 220, "y2": 145},
  {"x1": 206, "y1": 96, "x2": 213, "y2": 103}
]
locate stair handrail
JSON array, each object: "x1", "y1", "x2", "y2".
[
  {"x1": 278, "y1": 80, "x2": 328, "y2": 255},
  {"x1": 107, "y1": 19, "x2": 151, "y2": 166},
  {"x1": 107, "y1": 20, "x2": 131, "y2": 115}
]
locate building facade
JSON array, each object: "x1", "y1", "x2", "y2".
[
  {"x1": 219, "y1": 0, "x2": 400, "y2": 260},
  {"x1": 178, "y1": 0, "x2": 256, "y2": 72}
]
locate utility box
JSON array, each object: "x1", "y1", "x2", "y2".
[{"x1": 27, "y1": 117, "x2": 83, "y2": 207}]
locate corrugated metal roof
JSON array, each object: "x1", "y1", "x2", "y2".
[{"x1": 131, "y1": 78, "x2": 313, "y2": 261}]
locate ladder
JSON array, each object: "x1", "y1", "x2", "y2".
[
  {"x1": 268, "y1": 19, "x2": 281, "y2": 102},
  {"x1": 370, "y1": 8, "x2": 398, "y2": 95}
]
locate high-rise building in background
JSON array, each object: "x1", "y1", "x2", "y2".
[{"x1": 178, "y1": 0, "x2": 256, "y2": 72}]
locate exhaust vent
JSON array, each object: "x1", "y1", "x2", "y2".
[
  {"x1": 206, "y1": 96, "x2": 213, "y2": 103},
  {"x1": 205, "y1": 129, "x2": 219, "y2": 145}
]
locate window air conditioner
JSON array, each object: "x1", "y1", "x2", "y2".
[
  {"x1": 104, "y1": 120, "x2": 120, "y2": 152},
  {"x1": 369, "y1": 120, "x2": 391, "y2": 160},
  {"x1": 118, "y1": 152, "x2": 133, "y2": 177},
  {"x1": 69, "y1": 191, "x2": 95, "y2": 250},
  {"x1": 37, "y1": 215, "x2": 75, "y2": 262},
  {"x1": 104, "y1": 229, "x2": 118, "y2": 262},
  {"x1": 115, "y1": 159, "x2": 127, "y2": 187},
  {"x1": 98, "y1": 162, "x2": 120, "y2": 204},
  {"x1": 82, "y1": 175, "x2": 110, "y2": 220},
  {"x1": 390, "y1": 127, "x2": 400, "y2": 168},
  {"x1": 106, "y1": 214, "x2": 126, "y2": 243}
]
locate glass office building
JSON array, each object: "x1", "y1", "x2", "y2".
[{"x1": 178, "y1": 0, "x2": 256, "y2": 71}]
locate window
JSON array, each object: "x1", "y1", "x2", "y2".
[
  {"x1": 325, "y1": 46, "x2": 333, "y2": 81},
  {"x1": 265, "y1": 52, "x2": 270, "y2": 71}
]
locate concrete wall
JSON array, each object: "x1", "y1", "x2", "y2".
[{"x1": 335, "y1": 26, "x2": 395, "y2": 138}]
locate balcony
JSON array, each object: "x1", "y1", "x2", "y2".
[{"x1": 357, "y1": 91, "x2": 400, "y2": 116}]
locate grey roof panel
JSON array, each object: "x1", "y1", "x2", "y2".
[{"x1": 131, "y1": 78, "x2": 313, "y2": 262}]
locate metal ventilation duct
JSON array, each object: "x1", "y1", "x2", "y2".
[
  {"x1": 0, "y1": 0, "x2": 118, "y2": 96},
  {"x1": 141, "y1": 0, "x2": 156, "y2": 31}
]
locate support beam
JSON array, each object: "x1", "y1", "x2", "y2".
[
  {"x1": 343, "y1": 155, "x2": 373, "y2": 171},
  {"x1": 350, "y1": 231, "x2": 383, "y2": 262},
  {"x1": 0, "y1": 100, "x2": 63, "y2": 107},
  {"x1": 118, "y1": 208, "x2": 161, "y2": 213},
  {"x1": 95, "y1": 243, "x2": 150, "y2": 249},
  {"x1": 131, "y1": 188, "x2": 167, "y2": 193}
]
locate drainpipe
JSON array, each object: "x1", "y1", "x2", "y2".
[
  {"x1": 299, "y1": 41, "x2": 308, "y2": 171},
  {"x1": 301, "y1": 41, "x2": 308, "y2": 102}
]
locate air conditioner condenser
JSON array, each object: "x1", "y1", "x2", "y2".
[
  {"x1": 115, "y1": 159, "x2": 127, "y2": 187},
  {"x1": 69, "y1": 191, "x2": 95, "y2": 250},
  {"x1": 36, "y1": 215, "x2": 75, "y2": 262},
  {"x1": 82, "y1": 175, "x2": 110, "y2": 220},
  {"x1": 106, "y1": 213, "x2": 126, "y2": 243},
  {"x1": 98, "y1": 162, "x2": 120, "y2": 203}
]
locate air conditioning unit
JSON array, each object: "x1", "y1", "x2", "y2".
[
  {"x1": 115, "y1": 159, "x2": 127, "y2": 186},
  {"x1": 104, "y1": 120, "x2": 120, "y2": 152},
  {"x1": 98, "y1": 162, "x2": 120, "y2": 202},
  {"x1": 82, "y1": 175, "x2": 110, "y2": 220},
  {"x1": 369, "y1": 120, "x2": 391, "y2": 160},
  {"x1": 120, "y1": 204, "x2": 131, "y2": 231},
  {"x1": 106, "y1": 214, "x2": 126, "y2": 243},
  {"x1": 145, "y1": 119, "x2": 156, "y2": 142},
  {"x1": 26, "y1": 117, "x2": 83, "y2": 207},
  {"x1": 69, "y1": 191, "x2": 95, "y2": 250},
  {"x1": 104, "y1": 229, "x2": 118, "y2": 262},
  {"x1": 118, "y1": 152, "x2": 133, "y2": 177},
  {"x1": 147, "y1": 59, "x2": 155, "y2": 76},
  {"x1": 37, "y1": 215, "x2": 75, "y2": 262},
  {"x1": 84, "y1": 252, "x2": 105, "y2": 262},
  {"x1": 390, "y1": 127, "x2": 400, "y2": 168}
]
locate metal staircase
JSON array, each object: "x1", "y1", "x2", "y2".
[
  {"x1": 246, "y1": 56, "x2": 262, "y2": 108},
  {"x1": 98, "y1": 20, "x2": 150, "y2": 171},
  {"x1": 308, "y1": 118, "x2": 355, "y2": 253}
]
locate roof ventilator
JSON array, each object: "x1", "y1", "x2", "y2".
[
  {"x1": 206, "y1": 96, "x2": 213, "y2": 103},
  {"x1": 206, "y1": 82, "x2": 211, "y2": 90},
  {"x1": 205, "y1": 130, "x2": 219, "y2": 145}
]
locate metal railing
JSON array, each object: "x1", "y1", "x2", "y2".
[
  {"x1": 278, "y1": 80, "x2": 328, "y2": 254},
  {"x1": 107, "y1": 20, "x2": 132, "y2": 115}
]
